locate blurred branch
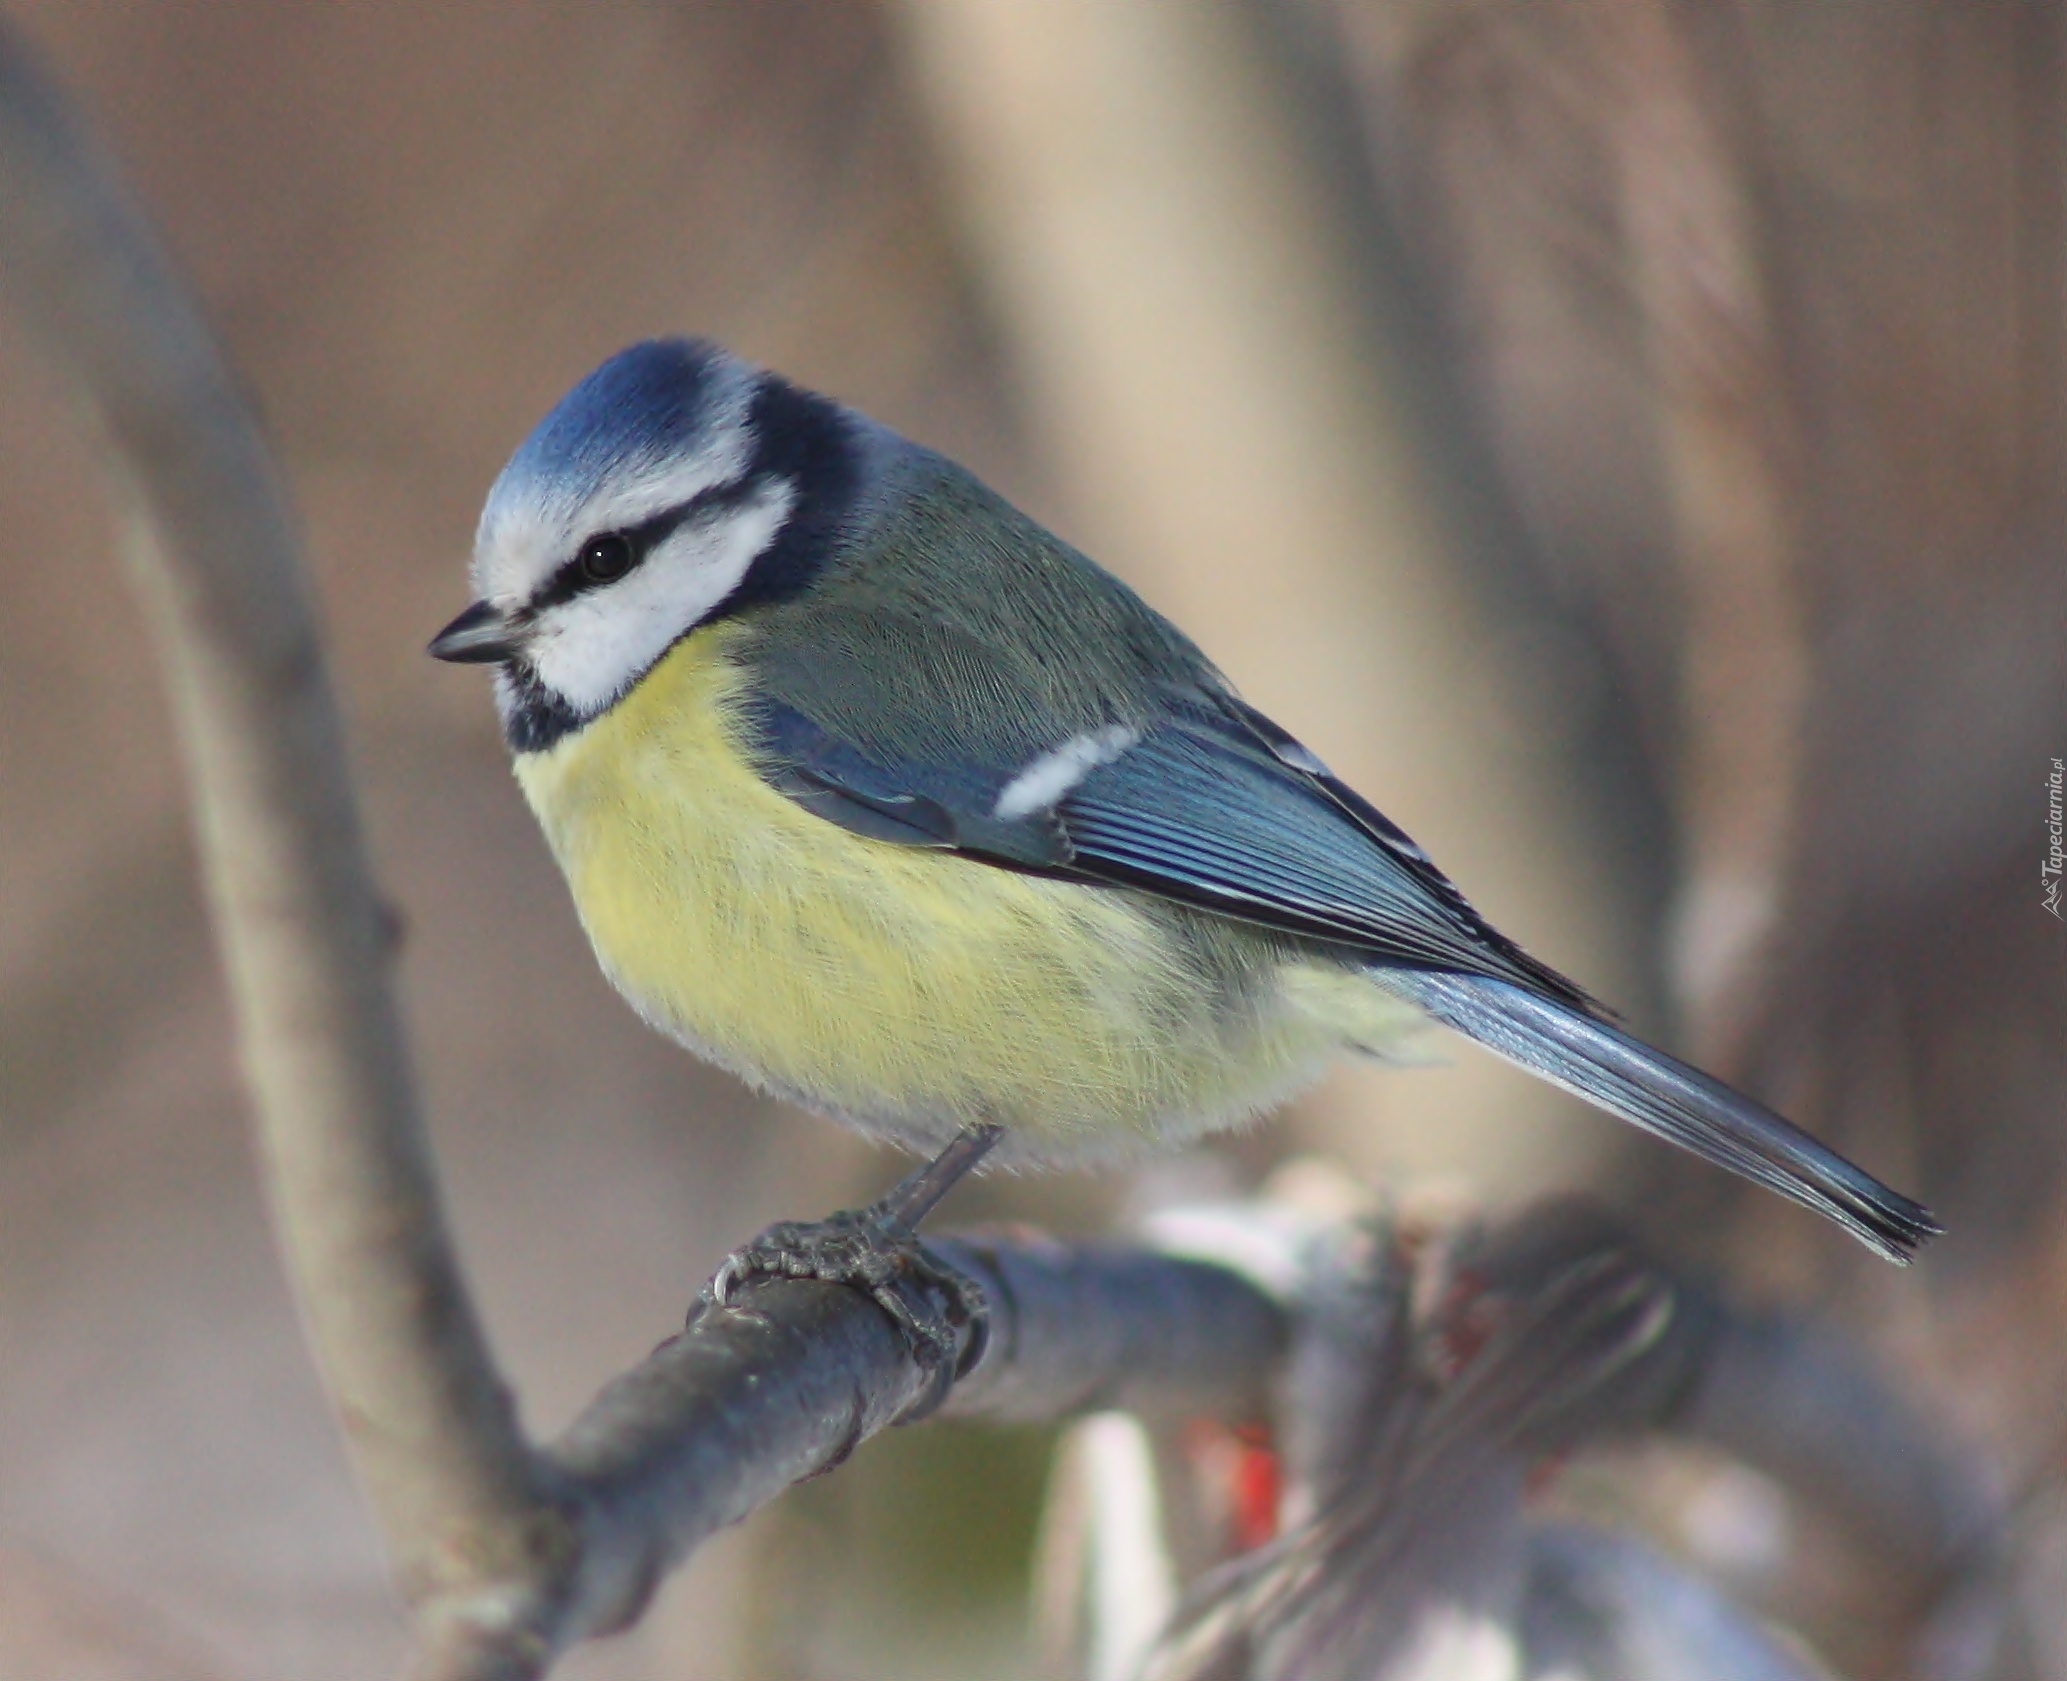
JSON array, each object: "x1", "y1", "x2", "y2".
[
  {"x1": 0, "y1": 0, "x2": 553, "y2": 1639},
  {"x1": 1686, "y1": 1305, "x2": 2009, "y2": 1612},
  {"x1": 1145, "y1": 1206, "x2": 1706, "y2": 1681},
  {"x1": 1596, "y1": 2, "x2": 1810, "y2": 1066},
  {"x1": 1122, "y1": 1197, "x2": 2006, "y2": 1681}
]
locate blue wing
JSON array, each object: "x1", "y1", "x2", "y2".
[
  {"x1": 742, "y1": 688, "x2": 1937, "y2": 1264},
  {"x1": 747, "y1": 688, "x2": 1596, "y2": 1005},
  {"x1": 1061, "y1": 698, "x2": 1601, "y2": 1005}
]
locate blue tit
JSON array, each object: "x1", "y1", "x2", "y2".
[{"x1": 430, "y1": 338, "x2": 1936, "y2": 1265}]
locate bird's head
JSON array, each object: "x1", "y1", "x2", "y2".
[{"x1": 432, "y1": 338, "x2": 861, "y2": 751}]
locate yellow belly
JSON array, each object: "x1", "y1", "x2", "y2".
[{"x1": 513, "y1": 625, "x2": 1417, "y2": 1162}]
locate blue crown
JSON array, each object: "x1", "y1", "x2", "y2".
[{"x1": 486, "y1": 337, "x2": 734, "y2": 527}]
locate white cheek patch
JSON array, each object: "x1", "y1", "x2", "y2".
[
  {"x1": 994, "y1": 725, "x2": 1141, "y2": 820},
  {"x1": 525, "y1": 479, "x2": 795, "y2": 717}
]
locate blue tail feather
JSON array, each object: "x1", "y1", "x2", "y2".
[{"x1": 1380, "y1": 970, "x2": 1940, "y2": 1265}]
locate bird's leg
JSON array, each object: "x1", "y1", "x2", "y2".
[
  {"x1": 701, "y1": 1124, "x2": 1004, "y2": 1419},
  {"x1": 868, "y1": 1121, "x2": 1005, "y2": 1229}
]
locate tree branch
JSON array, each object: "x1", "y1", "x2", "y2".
[
  {"x1": 426, "y1": 1239, "x2": 1287, "y2": 1676},
  {"x1": 0, "y1": 0, "x2": 553, "y2": 1622}
]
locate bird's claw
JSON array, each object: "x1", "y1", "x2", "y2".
[{"x1": 702, "y1": 1208, "x2": 990, "y2": 1421}]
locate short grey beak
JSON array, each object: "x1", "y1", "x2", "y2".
[{"x1": 428, "y1": 600, "x2": 520, "y2": 664}]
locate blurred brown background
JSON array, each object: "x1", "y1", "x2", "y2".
[{"x1": 0, "y1": 3, "x2": 2060, "y2": 1677}]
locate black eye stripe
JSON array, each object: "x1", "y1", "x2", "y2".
[{"x1": 528, "y1": 476, "x2": 764, "y2": 613}]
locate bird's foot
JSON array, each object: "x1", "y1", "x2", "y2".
[{"x1": 702, "y1": 1204, "x2": 990, "y2": 1420}]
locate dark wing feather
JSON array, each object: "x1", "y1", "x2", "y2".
[
  {"x1": 750, "y1": 695, "x2": 1070, "y2": 866},
  {"x1": 1057, "y1": 700, "x2": 1600, "y2": 1009}
]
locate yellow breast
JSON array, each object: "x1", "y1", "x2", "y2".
[{"x1": 510, "y1": 624, "x2": 1375, "y2": 1161}]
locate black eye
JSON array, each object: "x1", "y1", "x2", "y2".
[{"x1": 578, "y1": 532, "x2": 636, "y2": 584}]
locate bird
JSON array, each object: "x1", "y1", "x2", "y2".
[{"x1": 430, "y1": 338, "x2": 1936, "y2": 1312}]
